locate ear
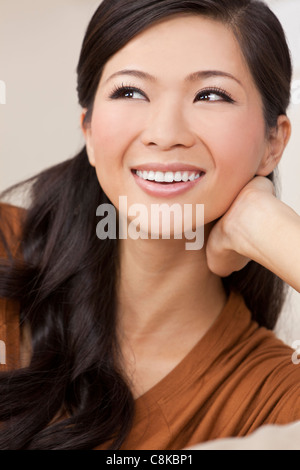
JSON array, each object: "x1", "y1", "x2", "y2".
[
  {"x1": 256, "y1": 115, "x2": 291, "y2": 176},
  {"x1": 80, "y1": 110, "x2": 96, "y2": 167}
]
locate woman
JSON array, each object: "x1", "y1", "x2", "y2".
[{"x1": 0, "y1": 0, "x2": 300, "y2": 450}]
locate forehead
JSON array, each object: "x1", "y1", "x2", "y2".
[{"x1": 101, "y1": 15, "x2": 251, "y2": 85}]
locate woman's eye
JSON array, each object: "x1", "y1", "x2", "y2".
[
  {"x1": 110, "y1": 86, "x2": 147, "y2": 100},
  {"x1": 194, "y1": 89, "x2": 234, "y2": 103}
]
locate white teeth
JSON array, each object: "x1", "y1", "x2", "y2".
[
  {"x1": 174, "y1": 172, "x2": 182, "y2": 182},
  {"x1": 154, "y1": 171, "x2": 165, "y2": 183},
  {"x1": 182, "y1": 172, "x2": 189, "y2": 182},
  {"x1": 147, "y1": 171, "x2": 155, "y2": 181},
  {"x1": 165, "y1": 172, "x2": 174, "y2": 183},
  {"x1": 135, "y1": 170, "x2": 201, "y2": 183}
]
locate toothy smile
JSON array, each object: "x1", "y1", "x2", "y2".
[
  {"x1": 131, "y1": 164, "x2": 206, "y2": 197},
  {"x1": 134, "y1": 170, "x2": 204, "y2": 183}
]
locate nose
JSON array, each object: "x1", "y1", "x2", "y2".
[{"x1": 140, "y1": 98, "x2": 196, "y2": 151}]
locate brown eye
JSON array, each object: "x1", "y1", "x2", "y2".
[
  {"x1": 198, "y1": 92, "x2": 223, "y2": 101},
  {"x1": 194, "y1": 88, "x2": 234, "y2": 103},
  {"x1": 110, "y1": 86, "x2": 148, "y2": 101}
]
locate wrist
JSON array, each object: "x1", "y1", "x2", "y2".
[{"x1": 224, "y1": 190, "x2": 279, "y2": 260}]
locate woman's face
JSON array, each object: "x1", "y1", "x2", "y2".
[{"x1": 83, "y1": 15, "x2": 276, "y2": 231}]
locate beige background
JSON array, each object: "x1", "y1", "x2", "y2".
[{"x1": 0, "y1": 0, "x2": 299, "y2": 343}]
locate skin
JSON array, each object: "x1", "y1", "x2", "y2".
[
  {"x1": 206, "y1": 176, "x2": 300, "y2": 292},
  {"x1": 81, "y1": 15, "x2": 292, "y2": 398}
]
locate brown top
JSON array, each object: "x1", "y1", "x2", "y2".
[
  {"x1": 101, "y1": 291, "x2": 300, "y2": 450},
  {"x1": 1, "y1": 203, "x2": 300, "y2": 450},
  {"x1": 0, "y1": 203, "x2": 23, "y2": 371}
]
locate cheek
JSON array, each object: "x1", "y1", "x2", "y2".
[
  {"x1": 91, "y1": 108, "x2": 124, "y2": 161},
  {"x1": 200, "y1": 112, "x2": 267, "y2": 219},
  {"x1": 91, "y1": 104, "x2": 145, "y2": 160},
  {"x1": 89, "y1": 106, "x2": 144, "y2": 205},
  {"x1": 209, "y1": 112, "x2": 266, "y2": 182}
]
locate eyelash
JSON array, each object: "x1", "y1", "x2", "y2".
[
  {"x1": 194, "y1": 87, "x2": 235, "y2": 103},
  {"x1": 109, "y1": 83, "x2": 148, "y2": 100},
  {"x1": 109, "y1": 83, "x2": 235, "y2": 103}
]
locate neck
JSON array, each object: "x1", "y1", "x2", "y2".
[{"x1": 116, "y1": 231, "x2": 227, "y2": 343}]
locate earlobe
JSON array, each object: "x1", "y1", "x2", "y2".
[
  {"x1": 256, "y1": 146, "x2": 280, "y2": 177},
  {"x1": 256, "y1": 115, "x2": 291, "y2": 176},
  {"x1": 80, "y1": 110, "x2": 96, "y2": 167}
]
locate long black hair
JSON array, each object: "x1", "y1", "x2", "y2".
[{"x1": 0, "y1": 0, "x2": 292, "y2": 450}]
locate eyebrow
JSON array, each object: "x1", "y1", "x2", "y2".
[{"x1": 105, "y1": 69, "x2": 243, "y2": 87}]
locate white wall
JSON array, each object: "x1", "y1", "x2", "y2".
[
  {"x1": 0, "y1": 0, "x2": 100, "y2": 191},
  {"x1": 0, "y1": 0, "x2": 299, "y2": 343}
]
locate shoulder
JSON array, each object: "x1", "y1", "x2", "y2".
[
  {"x1": 234, "y1": 316, "x2": 300, "y2": 423},
  {"x1": 0, "y1": 202, "x2": 26, "y2": 257},
  {"x1": 0, "y1": 296, "x2": 20, "y2": 371},
  {"x1": 0, "y1": 202, "x2": 26, "y2": 231},
  {"x1": 219, "y1": 292, "x2": 300, "y2": 424},
  {"x1": 233, "y1": 301, "x2": 300, "y2": 388},
  {"x1": 0, "y1": 203, "x2": 25, "y2": 370}
]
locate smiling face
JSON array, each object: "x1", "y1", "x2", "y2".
[{"x1": 82, "y1": 14, "x2": 280, "y2": 231}]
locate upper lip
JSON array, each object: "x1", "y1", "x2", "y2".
[{"x1": 132, "y1": 162, "x2": 206, "y2": 173}]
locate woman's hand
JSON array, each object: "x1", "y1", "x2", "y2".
[
  {"x1": 206, "y1": 176, "x2": 275, "y2": 277},
  {"x1": 206, "y1": 176, "x2": 300, "y2": 293}
]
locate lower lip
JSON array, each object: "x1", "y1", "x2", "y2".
[{"x1": 132, "y1": 171, "x2": 205, "y2": 197}]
